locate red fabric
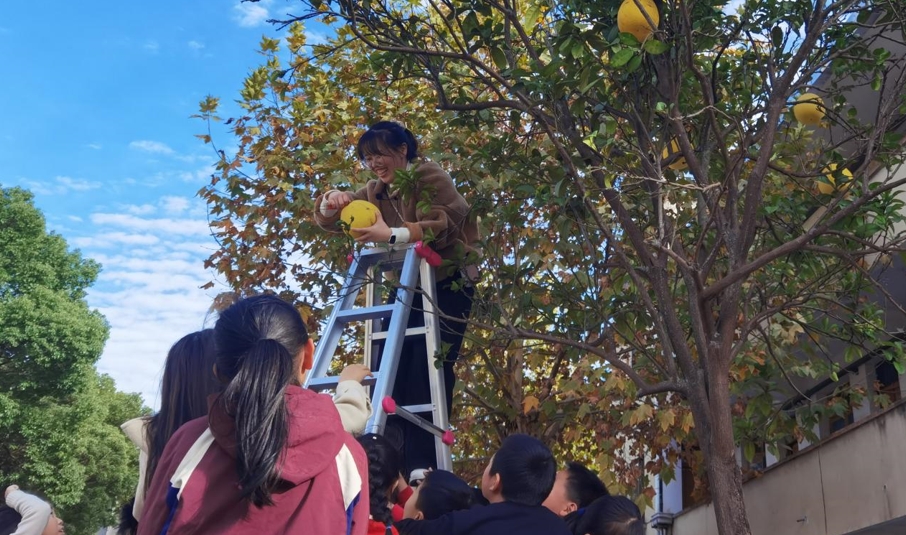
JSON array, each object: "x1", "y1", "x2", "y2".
[
  {"x1": 137, "y1": 386, "x2": 369, "y2": 535},
  {"x1": 368, "y1": 519, "x2": 399, "y2": 535},
  {"x1": 391, "y1": 485, "x2": 414, "y2": 523}
]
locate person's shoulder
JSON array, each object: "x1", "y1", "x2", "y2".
[
  {"x1": 414, "y1": 160, "x2": 452, "y2": 182},
  {"x1": 120, "y1": 416, "x2": 150, "y2": 449}
]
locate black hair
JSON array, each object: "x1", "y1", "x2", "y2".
[
  {"x1": 145, "y1": 329, "x2": 222, "y2": 493},
  {"x1": 214, "y1": 294, "x2": 310, "y2": 507},
  {"x1": 571, "y1": 496, "x2": 645, "y2": 535},
  {"x1": 414, "y1": 470, "x2": 473, "y2": 520},
  {"x1": 117, "y1": 498, "x2": 138, "y2": 535},
  {"x1": 564, "y1": 462, "x2": 609, "y2": 508},
  {"x1": 0, "y1": 505, "x2": 22, "y2": 535},
  {"x1": 356, "y1": 121, "x2": 419, "y2": 162},
  {"x1": 357, "y1": 433, "x2": 402, "y2": 526},
  {"x1": 471, "y1": 487, "x2": 490, "y2": 507},
  {"x1": 489, "y1": 434, "x2": 557, "y2": 506}
]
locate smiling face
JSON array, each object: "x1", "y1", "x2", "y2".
[{"x1": 362, "y1": 143, "x2": 409, "y2": 184}]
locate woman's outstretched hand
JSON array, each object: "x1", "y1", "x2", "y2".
[
  {"x1": 324, "y1": 191, "x2": 353, "y2": 212},
  {"x1": 353, "y1": 211, "x2": 392, "y2": 243}
]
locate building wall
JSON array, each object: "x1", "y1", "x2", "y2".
[{"x1": 670, "y1": 402, "x2": 906, "y2": 535}]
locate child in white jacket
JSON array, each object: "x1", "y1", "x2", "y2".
[{"x1": 2, "y1": 485, "x2": 65, "y2": 535}]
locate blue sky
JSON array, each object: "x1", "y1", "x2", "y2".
[{"x1": 0, "y1": 1, "x2": 324, "y2": 408}]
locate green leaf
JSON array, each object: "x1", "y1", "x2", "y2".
[
  {"x1": 771, "y1": 26, "x2": 784, "y2": 49},
  {"x1": 491, "y1": 47, "x2": 508, "y2": 70},
  {"x1": 611, "y1": 48, "x2": 634, "y2": 68},
  {"x1": 643, "y1": 40, "x2": 669, "y2": 55},
  {"x1": 744, "y1": 442, "x2": 756, "y2": 463}
]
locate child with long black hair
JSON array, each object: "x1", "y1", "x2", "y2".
[
  {"x1": 136, "y1": 295, "x2": 370, "y2": 535},
  {"x1": 358, "y1": 434, "x2": 402, "y2": 535}
]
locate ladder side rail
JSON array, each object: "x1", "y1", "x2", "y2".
[
  {"x1": 306, "y1": 257, "x2": 369, "y2": 387},
  {"x1": 419, "y1": 259, "x2": 452, "y2": 470},
  {"x1": 365, "y1": 246, "x2": 422, "y2": 435}
]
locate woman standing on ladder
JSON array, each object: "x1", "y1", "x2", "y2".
[{"x1": 314, "y1": 120, "x2": 479, "y2": 474}]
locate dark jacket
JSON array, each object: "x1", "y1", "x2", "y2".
[
  {"x1": 137, "y1": 386, "x2": 369, "y2": 535},
  {"x1": 396, "y1": 501, "x2": 571, "y2": 535}
]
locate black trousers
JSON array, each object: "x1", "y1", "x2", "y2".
[{"x1": 375, "y1": 271, "x2": 474, "y2": 475}]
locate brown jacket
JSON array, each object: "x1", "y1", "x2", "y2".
[{"x1": 315, "y1": 160, "x2": 479, "y2": 278}]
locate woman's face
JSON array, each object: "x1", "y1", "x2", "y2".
[{"x1": 363, "y1": 143, "x2": 409, "y2": 184}]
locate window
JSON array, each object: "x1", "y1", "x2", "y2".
[{"x1": 874, "y1": 360, "x2": 902, "y2": 407}]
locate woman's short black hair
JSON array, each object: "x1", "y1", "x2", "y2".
[
  {"x1": 357, "y1": 121, "x2": 418, "y2": 161},
  {"x1": 415, "y1": 470, "x2": 473, "y2": 520},
  {"x1": 489, "y1": 434, "x2": 557, "y2": 506}
]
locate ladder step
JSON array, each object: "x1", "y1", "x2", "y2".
[
  {"x1": 307, "y1": 374, "x2": 378, "y2": 391},
  {"x1": 336, "y1": 304, "x2": 396, "y2": 323},
  {"x1": 399, "y1": 403, "x2": 435, "y2": 414},
  {"x1": 370, "y1": 326, "x2": 428, "y2": 341}
]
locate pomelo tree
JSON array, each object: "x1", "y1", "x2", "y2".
[{"x1": 198, "y1": 1, "x2": 906, "y2": 533}]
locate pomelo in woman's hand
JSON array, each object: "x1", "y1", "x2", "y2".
[{"x1": 340, "y1": 200, "x2": 380, "y2": 236}]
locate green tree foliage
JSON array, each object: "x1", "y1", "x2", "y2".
[
  {"x1": 198, "y1": 2, "x2": 906, "y2": 534},
  {"x1": 0, "y1": 187, "x2": 147, "y2": 535}
]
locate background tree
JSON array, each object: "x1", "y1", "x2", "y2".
[
  {"x1": 198, "y1": 2, "x2": 906, "y2": 534},
  {"x1": 0, "y1": 186, "x2": 148, "y2": 535}
]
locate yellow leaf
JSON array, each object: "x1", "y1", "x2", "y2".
[
  {"x1": 629, "y1": 403, "x2": 654, "y2": 425},
  {"x1": 658, "y1": 409, "x2": 676, "y2": 432},
  {"x1": 681, "y1": 411, "x2": 695, "y2": 432},
  {"x1": 522, "y1": 395, "x2": 540, "y2": 414}
]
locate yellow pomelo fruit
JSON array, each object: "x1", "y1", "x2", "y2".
[
  {"x1": 340, "y1": 200, "x2": 380, "y2": 235},
  {"x1": 793, "y1": 93, "x2": 825, "y2": 126},
  {"x1": 618, "y1": 0, "x2": 659, "y2": 43},
  {"x1": 817, "y1": 164, "x2": 853, "y2": 195},
  {"x1": 662, "y1": 139, "x2": 688, "y2": 171}
]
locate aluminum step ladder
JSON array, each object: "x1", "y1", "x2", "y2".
[{"x1": 304, "y1": 242, "x2": 453, "y2": 470}]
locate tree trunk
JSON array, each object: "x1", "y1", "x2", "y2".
[{"x1": 689, "y1": 368, "x2": 753, "y2": 535}]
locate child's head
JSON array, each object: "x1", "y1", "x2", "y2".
[
  {"x1": 543, "y1": 462, "x2": 609, "y2": 517},
  {"x1": 481, "y1": 434, "x2": 556, "y2": 506},
  {"x1": 146, "y1": 329, "x2": 221, "y2": 490},
  {"x1": 402, "y1": 470, "x2": 473, "y2": 521},
  {"x1": 572, "y1": 496, "x2": 644, "y2": 535},
  {"x1": 213, "y1": 294, "x2": 314, "y2": 506},
  {"x1": 1, "y1": 487, "x2": 64, "y2": 535},
  {"x1": 357, "y1": 433, "x2": 402, "y2": 525}
]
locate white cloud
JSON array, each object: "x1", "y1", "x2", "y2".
[
  {"x1": 26, "y1": 176, "x2": 102, "y2": 195},
  {"x1": 76, "y1": 199, "x2": 225, "y2": 408},
  {"x1": 130, "y1": 140, "x2": 175, "y2": 155},
  {"x1": 305, "y1": 31, "x2": 328, "y2": 45},
  {"x1": 87, "y1": 143, "x2": 102, "y2": 150},
  {"x1": 72, "y1": 232, "x2": 161, "y2": 248},
  {"x1": 188, "y1": 40, "x2": 205, "y2": 50},
  {"x1": 143, "y1": 40, "x2": 160, "y2": 53},
  {"x1": 68, "y1": 215, "x2": 84, "y2": 222},
  {"x1": 125, "y1": 204, "x2": 156, "y2": 216},
  {"x1": 90, "y1": 213, "x2": 210, "y2": 236},
  {"x1": 234, "y1": 0, "x2": 271, "y2": 27},
  {"x1": 161, "y1": 196, "x2": 190, "y2": 214}
]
